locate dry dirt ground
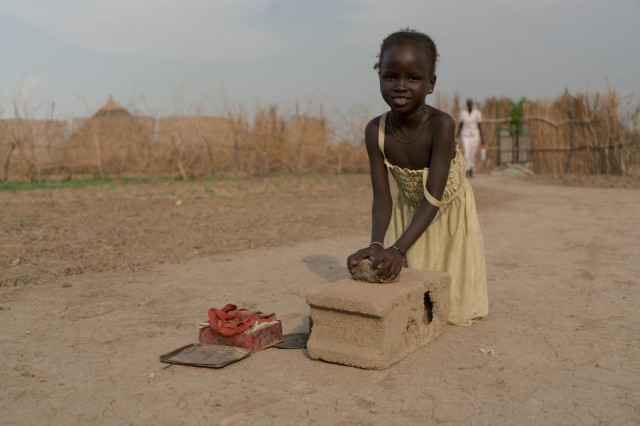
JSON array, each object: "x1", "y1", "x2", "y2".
[{"x1": 1, "y1": 173, "x2": 639, "y2": 425}]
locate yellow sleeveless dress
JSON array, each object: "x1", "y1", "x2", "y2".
[{"x1": 379, "y1": 113, "x2": 489, "y2": 325}]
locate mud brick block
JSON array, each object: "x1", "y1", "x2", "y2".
[
  {"x1": 199, "y1": 320, "x2": 283, "y2": 352},
  {"x1": 306, "y1": 268, "x2": 450, "y2": 370}
]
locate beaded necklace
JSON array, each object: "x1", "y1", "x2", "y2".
[{"x1": 388, "y1": 106, "x2": 429, "y2": 144}]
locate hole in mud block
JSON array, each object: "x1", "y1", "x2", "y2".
[{"x1": 423, "y1": 292, "x2": 433, "y2": 325}]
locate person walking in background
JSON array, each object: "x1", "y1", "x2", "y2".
[{"x1": 457, "y1": 98, "x2": 484, "y2": 178}]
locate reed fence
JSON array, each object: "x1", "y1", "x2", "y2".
[
  {"x1": 1, "y1": 91, "x2": 638, "y2": 181},
  {"x1": 0, "y1": 105, "x2": 369, "y2": 182},
  {"x1": 443, "y1": 91, "x2": 640, "y2": 175}
]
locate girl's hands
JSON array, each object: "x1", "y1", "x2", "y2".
[
  {"x1": 371, "y1": 247, "x2": 404, "y2": 281},
  {"x1": 347, "y1": 245, "x2": 384, "y2": 272}
]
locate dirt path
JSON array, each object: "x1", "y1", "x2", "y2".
[{"x1": 1, "y1": 175, "x2": 639, "y2": 425}]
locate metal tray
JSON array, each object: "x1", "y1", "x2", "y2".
[{"x1": 160, "y1": 344, "x2": 251, "y2": 368}]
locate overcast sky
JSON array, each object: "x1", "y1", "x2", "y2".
[{"x1": 1, "y1": 0, "x2": 639, "y2": 120}]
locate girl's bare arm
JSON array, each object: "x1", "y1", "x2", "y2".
[
  {"x1": 346, "y1": 117, "x2": 392, "y2": 270},
  {"x1": 366, "y1": 117, "x2": 393, "y2": 244}
]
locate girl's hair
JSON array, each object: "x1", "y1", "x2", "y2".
[{"x1": 374, "y1": 28, "x2": 438, "y2": 77}]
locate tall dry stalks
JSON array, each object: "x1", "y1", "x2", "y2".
[
  {"x1": 1, "y1": 90, "x2": 637, "y2": 181},
  {"x1": 0, "y1": 96, "x2": 64, "y2": 181},
  {"x1": 525, "y1": 89, "x2": 635, "y2": 175}
]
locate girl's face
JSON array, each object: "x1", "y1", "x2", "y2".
[{"x1": 379, "y1": 44, "x2": 436, "y2": 114}]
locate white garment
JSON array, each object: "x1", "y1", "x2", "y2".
[{"x1": 459, "y1": 109, "x2": 482, "y2": 172}]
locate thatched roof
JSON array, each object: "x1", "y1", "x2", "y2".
[
  {"x1": 66, "y1": 96, "x2": 153, "y2": 157},
  {"x1": 94, "y1": 96, "x2": 130, "y2": 117}
]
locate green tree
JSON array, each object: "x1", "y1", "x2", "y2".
[{"x1": 509, "y1": 97, "x2": 527, "y2": 136}]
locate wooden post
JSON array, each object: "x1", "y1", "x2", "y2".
[{"x1": 565, "y1": 123, "x2": 573, "y2": 173}]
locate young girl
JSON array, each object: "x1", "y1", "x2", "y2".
[{"x1": 347, "y1": 29, "x2": 488, "y2": 326}]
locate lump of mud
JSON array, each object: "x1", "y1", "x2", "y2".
[{"x1": 350, "y1": 258, "x2": 399, "y2": 283}]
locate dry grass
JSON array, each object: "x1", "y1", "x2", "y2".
[
  {"x1": 1, "y1": 90, "x2": 638, "y2": 181},
  {"x1": 525, "y1": 90, "x2": 639, "y2": 175},
  {"x1": 0, "y1": 101, "x2": 368, "y2": 181},
  {"x1": 437, "y1": 91, "x2": 640, "y2": 176}
]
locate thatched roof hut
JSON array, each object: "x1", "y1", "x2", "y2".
[
  {"x1": 93, "y1": 96, "x2": 132, "y2": 118},
  {"x1": 63, "y1": 97, "x2": 154, "y2": 176}
]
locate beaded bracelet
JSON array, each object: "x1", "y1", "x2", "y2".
[{"x1": 391, "y1": 245, "x2": 406, "y2": 258}]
